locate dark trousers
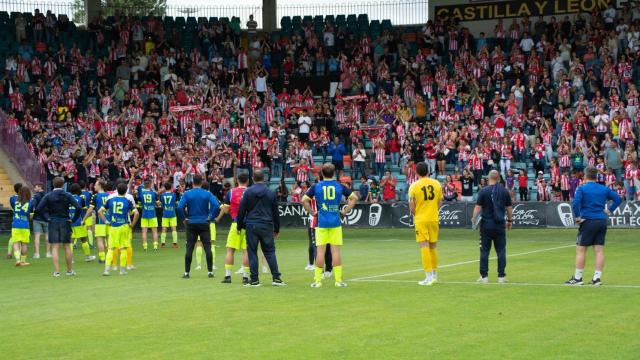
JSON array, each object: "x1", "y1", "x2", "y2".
[
  {"x1": 479, "y1": 225, "x2": 507, "y2": 278},
  {"x1": 519, "y1": 187, "x2": 528, "y2": 201},
  {"x1": 308, "y1": 227, "x2": 332, "y2": 271},
  {"x1": 185, "y1": 223, "x2": 212, "y2": 273},
  {"x1": 246, "y1": 224, "x2": 281, "y2": 282}
]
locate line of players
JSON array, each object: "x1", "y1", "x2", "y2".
[
  {"x1": 6, "y1": 174, "x2": 264, "y2": 279},
  {"x1": 9, "y1": 163, "x2": 368, "y2": 287},
  {"x1": 9, "y1": 166, "x2": 352, "y2": 286}
]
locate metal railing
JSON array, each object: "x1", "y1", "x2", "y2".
[
  {"x1": 0, "y1": 112, "x2": 45, "y2": 186},
  {"x1": 277, "y1": 0, "x2": 428, "y2": 26},
  {"x1": 0, "y1": 0, "x2": 427, "y2": 27},
  {"x1": 0, "y1": 0, "x2": 75, "y2": 17}
]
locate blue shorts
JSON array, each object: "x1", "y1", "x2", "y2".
[
  {"x1": 576, "y1": 219, "x2": 607, "y2": 247},
  {"x1": 48, "y1": 219, "x2": 72, "y2": 244}
]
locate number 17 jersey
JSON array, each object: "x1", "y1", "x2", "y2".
[{"x1": 408, "y1": 177, "x2": 443, "y2": 223}]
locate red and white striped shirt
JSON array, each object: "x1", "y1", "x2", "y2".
[
  {"x1": 560, "y1": 174, "x2": 570, "y2": 191},
  {"x1": 296, "y1": 165, "x2": 310, "y2": 182}
]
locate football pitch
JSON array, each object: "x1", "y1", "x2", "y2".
[{"x1": 1, "y1": 228, "x2": 639, "y2": 359}]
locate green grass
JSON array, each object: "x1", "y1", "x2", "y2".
[{"x1": 1, "y1": 228, "x2": 639, "y2": 359}]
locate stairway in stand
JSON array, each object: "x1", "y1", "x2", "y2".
[{"x1": 0, "y1": 166, "x2": 15, "y2": 208}]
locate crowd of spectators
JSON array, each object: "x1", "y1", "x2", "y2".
[{"x1": 2, "y1": 3, "x2": 640, "y2": 204}]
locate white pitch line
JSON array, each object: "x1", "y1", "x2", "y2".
[
  {"x1": 350, "y1": 244, "x2": 575, "y2": 281},
  {"x1": 350, "y1": 279, "x2": 640, "y2": 289}
]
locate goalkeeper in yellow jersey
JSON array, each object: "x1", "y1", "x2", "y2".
[{"x1": 408, "y1": 162, "x2": 443, "y2": 286}]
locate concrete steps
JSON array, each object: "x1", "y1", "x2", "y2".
[{"x1": 0, "y1": 167, "x2": 14, "y2": 208}]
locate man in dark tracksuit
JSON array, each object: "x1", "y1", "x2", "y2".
[
  {"x1": 471, "y1": 170, "x2": 513, "y2": 283},
  {"x1": 177, "y1": 175, "x2": 221, "y2": 279},
  {"x1": 36, "y1": 177, "x2": 82, "y2": 277},
  {"x1": 237, "y1": 170, "x2": 285, "y2": 287}
]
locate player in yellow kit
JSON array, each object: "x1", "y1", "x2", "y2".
[{"x1": 408, "y1": 162, "x2": 443, "y2": 286}]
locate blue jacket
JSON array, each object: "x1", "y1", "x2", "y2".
[
  {"x1": 177, "y1": 187, "x2": 220, "y2": 224},
  {"x1": 236, "y1": 183, "x2": 280, "y2": 233},
  {"x1": 572, "y1": 182, "x2": 622, "y2": 220},
  {"x1": 32, "y1": 191, "x2": 48, "y2": 222},
  {"x1": 36, "y1": 189, "x2": 82, "y2": 222},
  {"x1": 328, "y1": 142, "x2": 346, "y2": 161}
]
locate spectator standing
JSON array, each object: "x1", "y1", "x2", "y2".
[
  {"x1": 328, "y1": 136, "x2": 346, "y2": 172},
  {"x1": 381, "y1": 170, "x2": 397, "y2": 202}
]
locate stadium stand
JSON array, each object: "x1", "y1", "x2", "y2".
[{"x1": 0, "y1": 4, "x2": 639, "y2": 205}]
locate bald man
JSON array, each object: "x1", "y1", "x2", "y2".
[{"x1": 471, "y1": 170, "x2": 513, "y2": 284}]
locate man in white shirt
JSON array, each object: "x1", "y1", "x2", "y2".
[
  {"x1": 519, "y1": 32, "x2": 534, "y2": 54},
  {"x1": 297, "y1": 110, "x2": 312, "y2": 142},
  {"x1": 603, "y1": 4, "x2": 617, "y2": 30}
]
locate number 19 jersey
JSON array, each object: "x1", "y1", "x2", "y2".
[
  {"x1": 304, "y1": 180, "x2": 353, "y2": 228},
  {"x1": 408, "y1": 177, "x2": 443, "y2": 223}
]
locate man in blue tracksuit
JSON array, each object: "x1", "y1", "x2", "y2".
[
  {"x1": 237, "y1": 169, "x2": 285, "y2": 287},
  {"x1": 565, "y1": 167, "x2": 622, "y2": 286},
  {"x1": 327, "y1": 136, "x2": 347, "y2": 172},
  {"x1": 177, "y1": 174, "x2": 221, "y2": 279}
]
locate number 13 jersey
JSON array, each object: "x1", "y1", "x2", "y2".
[{"x1": 408, "y1": 177, "x2": 443, "y2": 223}]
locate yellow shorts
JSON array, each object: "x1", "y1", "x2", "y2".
[
  {"x1": 108, "y1": 226, "x2": 131, "y2": 249},
  {"x1": 161, "y1": 217, "x2": 177, "y2": 228},
  {"x1": 226, "y1": 222, "x2": 246, "y2": 250},
  {"x1": 415, "y1": 221, "x2": 439, "y2": 243},
  {"x1": 83, "y1": 215, "x2": 94, "y2": 227},
  {"x1": 210, "y1": 222, "x2": 216, "y2": 242},
  {"x1": 141, "y1": 217, "x2": 158, "y2": 228},
  {"x1": 11, "y1": 228, "x2": 30, "y2": 243},
  {"x1": 316, "y1": 227, "x2": 343, "y2": 246},
  {"x1": 94, "y1": 224, "x2": 108, "y2": 237},
  {"x1": 71, "y1": 225, "x2": 88, "y2": 239}
]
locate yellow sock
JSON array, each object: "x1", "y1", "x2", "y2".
[
  {"x1": 112, "y1": 249, "x2": 119, "y2": 267},
  {"x1": 420, "y1": 247, "x2": 432, "y2": 273},
  {"x1": 160, "y1": 232, "x2": 166, "y2": 245},
  {"x1": 142, "y1": 241, "x2": 148, "y2": 250},
  {"x1": 98, "y1": 251, "x2": 105, "y2": 262},
  {"x1": 81, "y1": 242, "x2": 90, "y2": 256},
  {"x1": 172, "y1": 230, "x2": 178, "y2": 244},
  {"x1": 211, "y1": 244, "x2": 216, "y2": 260},
  {"x1": 196, "y1": 246, "x2": 203, "y2": 267},
  {"x1": 120, "y1": 248, "x2": 127, "y2": 268},
  {"x1": 334, "y1": 265, "x2": 343, "y2": 282},
  {"x1": 429, "y1": 248, "x2": 438, "y2": 272},
  {"x1": 314, "y1": 266, "x2": 323, "y2": 283},
  {"x1": 87, "y1": 230, "x2": 94, "y2": 246},
  {"x1": 13, "y1": 249, "x2": 20, "y2": 261},
  {"x1": 153, "y1": 241, "x2": 158, "y2": 250},
  {"x1": 105, "y1": 249, "x2": 113, "y2": 269},
  {"x1": 20, "y1": 255, "x2": 26, "y2": 263},
  {"x1": 7, "y1": 238, "x2": 13, "y2": 255},
  {"x1": 127, "y1": 247, "x2": 133, "y2": 265}
]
